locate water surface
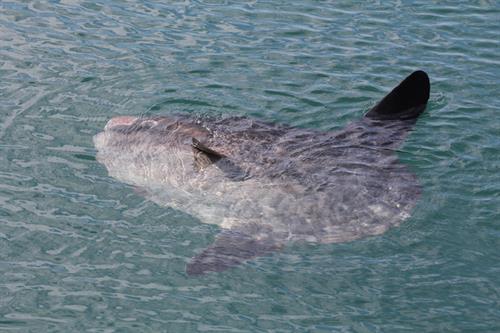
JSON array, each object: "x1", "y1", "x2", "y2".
[{"x1": 1, "y1": 1, "x2": 499, "y2": 332}]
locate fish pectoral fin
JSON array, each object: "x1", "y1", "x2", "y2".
[
  {"x1": 192, "y1": 137, "x2": 225, "y2": 159},
  {"x1": 186, "y1": 230, "x2": 281, "y2": 276},
  {"x1": 191, "y1": 137, "x2": 249, "y2": 181},
  {"x1": 214, "y1": 159, "x2": 249, "y2": 181}
]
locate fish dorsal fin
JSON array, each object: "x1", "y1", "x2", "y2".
[
  {"x1": 365, "y1": 70, "x2": 430, "y2": 120},
  {"x1": 191, "y1": 138, "x2": 248, "y2": 181}
]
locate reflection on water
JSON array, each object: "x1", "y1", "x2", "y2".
[{"x1": 1, "y1": 1, "x2": 499, "y2": 331}]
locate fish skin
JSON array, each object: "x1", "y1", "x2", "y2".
[{"x1": 94, "y1": 71, "x2": 430, "y2": 275}]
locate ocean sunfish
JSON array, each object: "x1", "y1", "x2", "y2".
[{"x1": 93, "y1": 70, "x2": 431, "y2": 275}]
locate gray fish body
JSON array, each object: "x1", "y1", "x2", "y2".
[{"x1": 94, "y1": 71, "x2": 430, "y2": 275}]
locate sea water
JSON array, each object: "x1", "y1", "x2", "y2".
[{"x1": 0, "y1": 1, "x2": 499, "y2": 332}]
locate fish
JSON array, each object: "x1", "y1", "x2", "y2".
[{"x1": 93, "y1": 70, "x2": 431, "y2": 275}]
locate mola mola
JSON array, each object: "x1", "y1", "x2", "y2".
[{"x1": 94, "y1": 70, "x2": 430, "y2": 275}]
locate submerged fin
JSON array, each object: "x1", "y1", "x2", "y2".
[
  {"x1": 192, "y1": 138, "x2": 248, "y2": 181},
  {"x1": 365, "y1": 70, "x2": 430, "y2": 120},
  {"x1": 186, "y1": 231, "x2": 281, "y2": 276}
]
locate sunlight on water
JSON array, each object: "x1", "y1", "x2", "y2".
[{"x1": 1, "y1": 1, "x2": 499, "y2": 331}]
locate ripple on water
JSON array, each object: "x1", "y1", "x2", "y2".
[{"x1": 1, "y1": 0, "x2": 500, "y2": 331}]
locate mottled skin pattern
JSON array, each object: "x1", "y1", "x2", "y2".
[{"x1": 93, "y1": 71, "x2": 429, "y2": 275}]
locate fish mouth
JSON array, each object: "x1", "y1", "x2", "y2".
[{"x1": 104, "y1": 116, "x2": 138, "y2": 130}]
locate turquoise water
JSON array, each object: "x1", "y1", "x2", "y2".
[{"x1": 1, "y1": 1, "x2": 499, "y2": 331}]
